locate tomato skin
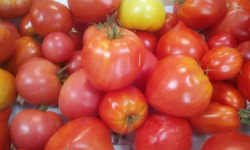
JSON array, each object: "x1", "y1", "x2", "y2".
[
  {"x1": 30, "y1": 0, "x2": 73, "y2": 36},
  {"x1": 146, "y1": 55, "x2": 212, "y2": 117},
  {"x1": 59, "y1": 69, "x2": 104, "y2": 120},
  {"x1": 68, "y1": 0, "x2": 120, "y2": 23},
  {"x1": 211, "y1": 81, "x2": 247, "y2": 111},
  {"x1": 99, "y1": 86, "x2": 148, "y2": 133},
  {"x1": 118, "y1": 0, "x2": 166, "y2": 32},
  {"x1": 0, "y1": 68, "x2": 17, "y2": 111},
  {"x1": 19, "y1": 13, "x2": 38, "y2": 37},
  {"x1": 0, "y1": 25, "x2": 14, "y2": 64},
  {"x1": 42, "y1": 32, "x2": 75, "y2": 64},
  {"x1": 82, "y1": 28, "x2": 145, "y2": 91},
  {"x1": 15, "y1": 57, "x2": 62, "y2": 106},
  {"x1": 135, "y1": 31, "x2": 158, "y2": 54},
  {"x1": 201, "y1": 46, "x2": 243, "y2": 81},
  {"x1": 188, "y1": 102, "x2": 240, "y2": 134},
  {"x1": 0, "y1": 108, "x2": 12, "y2": 150},
  {"x1": 237, "y1": 41, "x2": 250, "y2": 63},
  {"x1": 0, "y1": 19, "x2": 20, "y2": 40},
  {"x1": 237, "y1": 61, "x2": 250, "y2": 101},
  {"x1": 134, "y1": 113, "x2": 192, "y2": 150},
  {"x1": 0, "y1": 0, "x2": 32, "y2": 19},
  {"x1": 175, "y1": 0, "x2": 227, "y2": 29},
  {"x1": 4, "y1": 36, "x2": 43, "y2": 75},
  {"x1": 207, "y1": 33, "x2": 237, "y2": 49},
  {"x1": 10, "y1": 109, "x2": 63, "y2": 150},
  {"x1": 82, "y1": 24, "x2": 101, "y2": 45},
  {"x1": 63, "y1": 50, "x2": 82, "y2": 75},
  {"x1": 201, "y1": 132, "x2": 250, "y2": 150},
  {"x1": 45, "y1": 117, "x2": 114, "y2": 150},
  {"x1": 156, "y1": 21, "x2": 209, "y2": 62}
]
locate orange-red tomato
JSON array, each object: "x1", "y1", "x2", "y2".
[
  {"x1": 0, "y1": 108, "x2": 12, "y2": 150},
  {"x1": 0, "y1": 25, "x2": 14, "y2": 64}
]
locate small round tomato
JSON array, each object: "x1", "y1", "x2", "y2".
[
  {"x1": 201, "y1": 132, "x2": 250, "y2": 150},
  {"x1": 30, "y1": 0, "x2": 73, "y2": 36},
  {"x1": 63, "y1": 50, "x2": 82, "y2": 75},
  {"x1": 0, "y1": 68, "x2": 17, "y2": 111},
  {"x1": 118, "y1": 0, "x2": 166, "y2": 32},
  {"x1": 237, "y1": 61, "x2": 250, "y2": 101},
  {"x1": 134, "y1": 113, "x2": 192, "y2": 150},
  {"x1": 10, "y1": 109, "x2": 63, "y2": 150},
  {"x1": 0, "y1": 108, "x2": 12, "y2": 150},
  {"x1": 201, "y1": 46, "x2": 243, "y2": 81},
  {"x1": 207, "y1": 33, "x2": 237, "y2": 49},
  {"x1": 146, "y1": 55, "x2": 212, "y2": 117},
  {"x1": 45, "y1": 117, "x2": 115, "y2": 150},
  {"x1": 42, "y1": 32, "x2": 75, "y2": 64},
  {"x1": 0, "y1": 25, "x2": 14, "y2": 64},
  {"x1": 99, "y1": 86, "x2": 148, "y2": 133},
  {"x1": 135, "y1": 31, "x2": 158, "y2": 54},
  {"x1": 237, "y1": 40, "x2": 250, "y2": 63}
]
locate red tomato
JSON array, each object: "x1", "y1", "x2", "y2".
[
  {"x1": 59, "y1": 69, "x2": 104, "y2": 120},
  {"x1": 134, "y1": 113, "x2": 192, "y2": 150},
  {"x1": 204, "y1": 0, "x2": 250, "y2": 43},
  {"x1": 42, "y1": 32, "x2": 75, "y2": 64},
  {"x1": 82, "y1": 27, "x2": 145, "y2": 91},
  {"x1": 68, "y1": 30, "x2": 83, "y2": 50},
  {"x1": 19, "y1": 13, "x2": 38, "y2": 37},
  {"x1": 10, "y1": 109, "x2": 63, "y2": 150},
  {"x1": 135, "y1": 31, "x2": 158, "y2": 54},
  {"x1": 201, "y1": 46, "x2": 243, "y2": 81},
  {"x1": 0, "y1": 108, "x2": 12, "y2": 150},
  {"x1": 30, "y1": 0, "x2": 73, "y2": 36},
  {"x1": 15, "y1": 57, "x2": 62, "y2": 106},
  {"x1": 99, "y1": 86, "x2": 148, "y2": 133},
  {"x1": 207, "y1": 33, "x2": 237, "y2": 49},
  {"x1": 82, "y1": 24, "x2": 103, "y2": 45},
  {"x1": 237, "y1": 61, "x2": 250, "y2": 101},
  {"x1": 188, "y1": 102, "x2": 240, "y2": 134},
  {"x1": 0, "y1": 0, "x2": 32, "y2": 19},
  {"x1": 146, "y1": 55, "x2": 212, "y2": 117},
  {"x1": 211, "y1": 81, "x2": 247, "y2": 111},
  {"x1": 45, "y1": 117, "x2": 114, "y2": 150},
  {"x1": 154, "y1": 12, "x2": 179, "y2": 39},
  {"x1": 0, "y1": 19, "x2": 20, "y2": 40},
  {"x1": 4, "y1": 36, "x2": 43, "y2": 75},
  {"x1": 63, "y1": 50, "x2": 82, "y2": 75},
  {"x1": 174, "y1": 0, "x2": 227, "y2": 29},
  {"x1": 201, "y1": 132, "x2": 250, "y2": 150},
  {"x1": 156, "y1": 21, "x2": 209, "y2": 62},
  {"x1": 67, "y1": 0, "x2": 120, "y2": 23},
  {"x1": 237, "y1": 41, "x2": 250, "y2": 63},
  {"x1": 0, "y1": 25, "x2": 14, "y2": 64}
]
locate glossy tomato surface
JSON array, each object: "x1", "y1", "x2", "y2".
[
  {"x1": 207, "y1": 33, "x2": 237, "y2": 49},
  {"x1": 237, "y1": 61, "x2": 250, "y2": 101},
  {"x1": 237, "y1": 41, "x2": 250, "y2": 63},
  {"x1": 0, "y1": 25, "x2": 14, "y2": 64}
]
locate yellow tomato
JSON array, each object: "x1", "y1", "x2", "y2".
[
  {"x1": 0, "y1": 68, "x2": 17, "y2": 111},
  {"x1": 118, "y1": 0, "x2": 166, "y2": 32}
]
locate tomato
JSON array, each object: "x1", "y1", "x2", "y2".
[
  {"x1": 42, "y1": 32, "x2": 75, "y2": 64},
  {"x1": 237, "y1": 41, "x2": 250, "y2": 63},
  {"x1": 68, "y1": 30, "x2": 83, "y2": 50},
  {"x1": 0, "y1": 0, "x2": 32, "y2": 19},
  {"x1": 0, "y1": 19, "x2": 20, "y2": 40},
  {"x1": 134, "y1": 113, "x2": 192, "y2": 150},
  {"x1": 156, "y1": 21, "x2": 209, "y2": 62},
  {"x1": 99, "y1": 86, "x2": 148, "y2": 133},
  {"x1": 15, "y1": 57, "x2": 62, "y2": 106},
  {"x1": 0, "y1": 68, "x2": 17, "y2": 111},
  {"x1": 174, "y1": 0, "x2": 227, "y2": 29},
  {"x1": 45, "y1": 117, "x2": 114, "y2": 150},
  {"x1": 211, "y1": 81, "x2": 247, "y2": 111},
  {"x1": 4, "y1": 36, "x2": 43, "y2": 75},
  {"x1": 30, "y1": 0, "x2": 73, "y2": 36},
  {"x1": 0, "y1": 25, "x2": 14, "y2": 64},
  {"x1": 207, "y1": 33, "x2": 237, "y2": 49},
  {"x1": 63, "y1": 50, "x2": 82, "y2": 75},
  {"x1": 188, "y1": 102, "x2": 240, "y2": 134},
  {"x1": 19, "y1": 13, "x2": 38, "y2": 37},
  {"x1": 201, "y1": 46, "x2": 243, "y2": 81},
  {"x1": 68, "y1": 0, "x2": 120, "y2": 23},
  {"x1": 201, "y1": 132, "x2": 250, "y2": 150},
  {"x1": 118, "y1": 0, "x2": 166, "y2": 32},
  {"x1": 154, "y1": 12, "x2": 179, "y2": 39},
  {"x1": 82, "y1": 24, "x2": 101, "y2": 45},
  {"x1": 82, "y1": 26, "x2": 145, "y2": 91},
  {"x1": 135, "y1": 31, "x2": 158, "y2": 54},
  {"x1": 204, "y1": 0, "x2": 250, "y2": 43},
  {"x1": 237, "y1": 61, "x2": 250, "y2": 101},
  {"x1": 146, "y1": 55, "x2": 212, "y2": 117},
  {"x1": 59, "y1": 69, "x2": 104, "y2": 120},
  {"x1": 10, "y1": 109, "x2": 63, "y2": 150},
  {"x1": 0, "y1": 108, "x2": 12, "y2": 150}
]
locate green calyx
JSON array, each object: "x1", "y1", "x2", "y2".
[
  {"x1": 57, "y1": 65, "x2": 69, "y2": 83},
  {"x1": 174, "y1": 0, "x2": 185, "y2": 5},
  {"x1": 239, "y1": 108, "x2": 250, "y2": 125},
  {"x1": 126, "y1": 114, "x2": 143, "y2": 132}
]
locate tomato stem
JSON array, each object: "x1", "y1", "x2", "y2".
[
  {"x1": 38, "y1": 103, "x2": 48, "y2": 111},
  {"x1": 57, "y1": 65, "x2": 69, "y2": 83},
  {"x1": 238, "y1": 108, "x2": 250, "y2": 125},
  {"x1": 126, "y1": 115, "x2": 143, "y2": 132}
]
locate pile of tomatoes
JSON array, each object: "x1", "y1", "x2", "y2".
[{"x1": 0, "y1": 0, "x2": 250, "y2": 150}]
